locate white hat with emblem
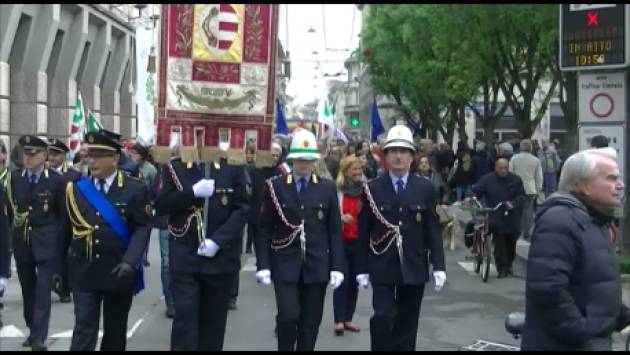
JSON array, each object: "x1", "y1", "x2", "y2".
[
  {"x1": 382, "y1": 125, "x2": 416, "y2": 153},
  {"x1": 286, "y1": 129, "x2": 320, "y2": 161}
]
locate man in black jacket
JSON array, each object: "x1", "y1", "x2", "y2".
[
  {"x1": 470, "y1": 157, "x2": 525, "y2": 278},
  {"x1": 255, "y1": 129, "x2": 344, "y2": 351},
  {"x1": 6, "y1": 135, "x2": 66, "y2": 351},
  {"x1": 522, "y1": 147, "x2": 630, "y2": 350},
  {"x1": 58, "y1": 130, "x2": 151, "y2": 351},
  {"x1": 154, "y1": 142, "x2": 250, "y2": 351},
  {"x1": 355, "y1": 125, "x2": 446, "y2": 351}
]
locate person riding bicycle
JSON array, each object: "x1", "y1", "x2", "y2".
[{"x1": 465, "y1": 156, "x2": 525, "y2": 278}]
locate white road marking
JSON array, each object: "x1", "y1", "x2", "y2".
[
  {"x1": 0, "y1": 324, "x2": 25, "y2": 338},
  {"x1": 457, "y1": 261, "x2": 498, "y2": 276}
]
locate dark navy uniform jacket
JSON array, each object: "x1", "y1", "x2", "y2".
[
  {"x1": 154, "y1": 158, "x2": 250, "y2": 275},
  {"x1": 59, "y1": 171, "x2": 151, "y2": 292},
  {"x1": 256, "y1": 174, "x2": 344, "y2": 284},
  {"x1": 356, "y1": 173, "x2": 445, "y2": 285},
  {"x1": 7, "y1": 168, "x2": 66, "y2": 265}
]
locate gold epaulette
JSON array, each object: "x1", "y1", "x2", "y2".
[{"x1": 5, "y1": 170, "x2": 30, "y2": 244}]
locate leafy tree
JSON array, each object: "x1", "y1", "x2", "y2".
[
  {"x1": 362, "y1": 4, "x2": 560, "y2": 148},
  {"x1": 492, "y1": 4, "x2": 559, "y2": 139}
]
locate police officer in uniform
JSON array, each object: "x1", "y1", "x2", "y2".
[
  {"x1": 355, "y1": 125, "x2": 446, "y2": 351},
  {"x1": 255, "y1": 129, "x2": 345, "y2": 351},
  {"x1": 48, "y1": 138, "x2": 81, "y2": 181},
  {"x1": 58, "y1": 130, "x2": 151, "y2": 351},
  {"x1": 5, "y1": 135, "x2": 66, "y2": 351},
  {"x1": 154, "y1": 138, "x2": 251, "y2": 351},
  {"x1": 48, "y1": 138, "x2": 81, "y2": 303}
]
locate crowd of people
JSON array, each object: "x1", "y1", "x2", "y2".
[{"x1": 0, "y1": 124, "x2": 627, "y2": 351}]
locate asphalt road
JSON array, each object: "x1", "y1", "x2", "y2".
[{"x1": 0, "y1": 226, "x2": 627, "y2": 350}]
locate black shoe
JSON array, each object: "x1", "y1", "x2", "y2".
[
  {"x1": 228, "y1": 299, "x2": 237, "y2": 310},
  {"x1": 22, "y1": 338, "x2": 32, "y2": 347},
  {"x1": 507, "y1": 268, "x2": 514, "y2": 276},
  {"x1": 497, "y1": 272, "x2": 508, "y2": 279},
  {"x1": 59, "y1": 294, "x2": 72, "y2": 303},
  {"x1": 166, "y1": 305, "x2": 175, "y2": 319},
  {"x1": 142, "y1": 260, "x2": 150, "y2": 267},
  {"x1": 30, "y1": 340, "x2": 47, "y2": 351}
]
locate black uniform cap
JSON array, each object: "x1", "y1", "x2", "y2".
[
  {"x1": 84, "y1": 129, "x2": 122, "y2": 153},
  {"x1": 19, "y1": 135, "x2": 48, "y2": 154},
  {"x1": 48, "y1": 138, "x2": 70, "y2": 153}
]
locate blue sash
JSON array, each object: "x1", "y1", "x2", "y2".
[{"x1": 76, "y1": 178, "x2": 144, "y2": 294}]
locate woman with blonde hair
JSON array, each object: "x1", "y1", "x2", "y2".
[{"x1": 333, "y1": 155, "x2": 364, "y2": 335}]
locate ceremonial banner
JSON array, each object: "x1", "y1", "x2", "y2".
[{"x1": 160, "y1": 4, "x2": 276, "y2": 117}]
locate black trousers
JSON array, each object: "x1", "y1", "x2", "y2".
[
  {"x1": 171, "y1": 272, "x2": 234, "y2": 351},
  {"x1": 15, "y1": 259, "x2": 52, "y2": 343},
  {"x1": 333, "y1": 241, "x2": 358, "y2": 323},
  {"x1": 492, "y1": 233, "x2": 518, "y2": 274},
  {"x1": 370, "y1": 283, "x2": 425, "y2": 351},
  {"x1": 70, "y1": 289, "x2": 133, "y2": 351},
  {"x1": 274, "y1": 279, "x2": 327, "y2": 351}
]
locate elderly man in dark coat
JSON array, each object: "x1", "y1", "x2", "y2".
[
  {"x1": 470, "y1": 157, "x2": 525, "y2": 278},
  {"x1": 522, "y1": 147, "x2": 630, "y2": 350}
]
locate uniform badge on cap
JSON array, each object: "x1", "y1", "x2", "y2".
[
  {"x1": 88, "y1": 135, "x2": 94, "y2": 143},
  {"x1": 25, "y1": 136, "x2": 30, "y2": 143},
  {"x1": 221, "y1": 195, "x2": 229, "y2": 206},
  {"x1": 303, "y1": 140, "x2": 309, "y2": 148},
  {"x1": 416, "y1": 212, "x2": 422, "y2": 223}
]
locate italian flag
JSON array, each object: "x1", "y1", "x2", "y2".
[
  {"x1": 68, "y1": 92, "x2": 84, "y2": 154},
  {"x1": 86, "y1": 109, "x2": 104, "y2": 133}
]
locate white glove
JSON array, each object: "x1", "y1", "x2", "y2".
[
  {"x1": 0, "y1": 277, "x2": 6, "y2": 293},
  {"x1": 197, "y1": 238, "x2": 220, "y2": 257},
  {"x1": 433, "y1": 271, "x2": 446, "y2": 292},
  {"x1": 329, "y1": 271, "x2": 344, "y2": 289},
  {"x1": 356, "y1": 274, "x2": 370, "y2": 289},
  {"x1": 256, "y1": 269, "x2": 271, "y2": 285},
  {"x1": 192, "y1": 179, "x2": 215, "y2": 198}
]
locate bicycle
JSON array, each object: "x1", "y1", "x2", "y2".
[{"x1": 464, "y1": 197, "x2": 505, "y2": 283}]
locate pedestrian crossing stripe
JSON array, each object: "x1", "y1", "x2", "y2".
[
  {"x1": 0, "y1": 324, "x2": 25, "y2": 337},
  {"x1": 457, "y1": 261, "x2": 498, "y2": 276}
]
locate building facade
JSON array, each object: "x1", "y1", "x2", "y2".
[{"x1": 0, "y1": 4, "x2": 137, "y2": 151}]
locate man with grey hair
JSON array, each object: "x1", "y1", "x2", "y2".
[
  {"x1": 522, "y1": 147, "x2": 630, "y2": 350},
  {"x1": 509, "y1": 139, "x2": 543, "y2": 240}
]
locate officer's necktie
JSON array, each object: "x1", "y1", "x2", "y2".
[
  {"x1": 396, "y1": 179, "x2": 405, "y2": 195},
  {"x1": 28, "y1": 174, "x2": 37, "y2": 191},
  {"x1": 98, "y1": 178, "x2": 107, "y2": 194},
  {"x1": 298, "y1": 177, "x2": 307, "y2": 196}
]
